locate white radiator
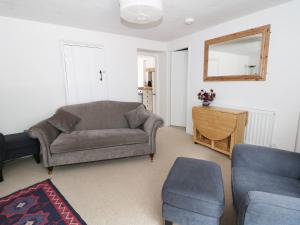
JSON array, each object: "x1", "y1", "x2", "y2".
[
  {"x1": 244, "y1": 109, "x2": 275, "y2": 147},
  {"x1": 216, "y1": 105, "x2": 276, "y2": 147}
]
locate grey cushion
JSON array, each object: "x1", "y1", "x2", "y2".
[
  {"x1": 232, "y1": 166, "x2": 300, "y2": 223},
  {"x1": 124, "y1": 105, "x2": 150, "y2": 128},
  {"x1": 48, "y1": 110, "x2": 80, "y2": 133},
  {"x1": 50, "y1": 128, "x2": 148, "y2": 154},
  {"x1": 162, "y1": 157, "x2": 225, "y2": 218}
]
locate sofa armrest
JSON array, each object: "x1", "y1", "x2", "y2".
[
  {"x1": 232, "y1": 144, "x2": 300, "y2": 179},
  {"x1": 27, "y1": 120, "x2": 60, "y2": 167},
  {"x1": 244, "y1": 191, "x2": 300, "y2": 225},
  {"x1": 143, "y1": 113, "x2": 164, "y2": 153}
]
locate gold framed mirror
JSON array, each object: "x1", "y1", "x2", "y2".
[{"x1": 203, "y1": 25, "x2": 271, "y2": 81}]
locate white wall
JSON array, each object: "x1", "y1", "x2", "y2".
[
  {"x1": 0, "y1": 16, "x2": 167, "y2": 134},
  {"x1": 137, "y1": 57, "x2": 145, "y2": 87},
  {"x1": 168, "y1": 1, "x2": 300, "y2": 151}
]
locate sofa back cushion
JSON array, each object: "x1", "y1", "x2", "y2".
[{"x1": 58, "y1": 101, "x2": 142, "y2": 131}]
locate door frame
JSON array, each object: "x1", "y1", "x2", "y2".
[
  {"x1": 60, "y1": 40, "x2": 107, "y2": 105},
  {"x1": 168, "y1": 46, "x2": 192, "y2": 133}
]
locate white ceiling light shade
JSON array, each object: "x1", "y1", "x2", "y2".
[{"x1": 120, "y1": 0, "x2": 163, "y2": 24}]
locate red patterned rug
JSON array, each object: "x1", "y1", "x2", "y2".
[{"x1": 0, "y1": 179, "x2": 86, "y2": 225}]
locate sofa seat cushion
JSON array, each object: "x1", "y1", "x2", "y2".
[
  {"x1": 50, "y1": 128, "x2": 148, "y2": 154},
  {"x1": 162, "y1": 157, "x2": 225, "y2": 218},
  {"x1": 232, "y1": 166, "x2": 300, "y2": 216}
]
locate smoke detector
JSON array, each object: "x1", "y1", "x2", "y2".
[{"x1": 184, "y1": 17, "x2": 195, "y2": 25}]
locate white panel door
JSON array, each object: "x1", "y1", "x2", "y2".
[
  {"x1": 170, "y1": 50, "x2": 188, "y2": 127},
  {"x1": 63, "y1": 44, "x2": 107, "y2": 104}
]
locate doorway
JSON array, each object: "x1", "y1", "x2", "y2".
[
  {"x1": 137, "y1": 53, "x2": 157, "y2": 113},
  {"x1": 62, "y1": 43, "x2": 108, "y2": 105},
  {"x1": 170, "y1": 49, "x2": 188, "y2": 128}
]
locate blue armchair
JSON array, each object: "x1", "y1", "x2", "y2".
[{"x1": 232, "y1": 144, "x2": 300, "y2": 225}]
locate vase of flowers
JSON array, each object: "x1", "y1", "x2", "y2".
[{"x1": 197, "y1": 89, "x2": 216, "y2": 106}]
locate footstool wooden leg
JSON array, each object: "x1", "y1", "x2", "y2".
[{"x1": 165, "y1": 220, "x2": 173, "y2": 225}]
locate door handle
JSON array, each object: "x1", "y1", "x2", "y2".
[{"x1": 99, "y1": 70, "x2": 103, "y2": 81}]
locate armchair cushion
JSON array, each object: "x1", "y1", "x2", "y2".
[
  {"x1": 232, "y1": 166, "x2": 300, "y2": 224},
  {"x1": 50, "y1": 128, "x2": 148, "y2": 154},
  {"x1": 124, "y1": 105, "x2": 150, "y2": 129},
  {"x1": 244, "y1": 192, "x2": 300, "y2": 225},
  {"x1": 48, "y1": 110, "x2": 80, "y2": 133}
]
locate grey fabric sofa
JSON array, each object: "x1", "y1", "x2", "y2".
[
  {"x1": 28, "y1": 101, "x2": 163, "y2": 172},
  {"x1": 232, "y1": 144, "x2": 300, "y2": 225}
]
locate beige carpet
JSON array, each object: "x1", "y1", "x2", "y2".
[{"x1": 0, "y1": 127, "x2": 236, "y2": 225}]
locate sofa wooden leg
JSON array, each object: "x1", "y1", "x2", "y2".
[
  {"x1": 149, "y1": 153, "x2": 154, "y2": 161},
  {"x1": 33, "y1": 153, "x2": 40, "y2": 164},
  {"x1": 165, "y1": 220, "x2": 173, "y2": 225},
  {"x1": 48, "y1": 167, "x2": 54, "y2": 175}
]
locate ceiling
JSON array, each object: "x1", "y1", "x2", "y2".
[{"x1": 0, "y1": 0, "x2": 292, "y2": 41}]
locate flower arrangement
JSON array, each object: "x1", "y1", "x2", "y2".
[{"x1": 197, "y1": 89, "x2": 216, "y2": 106}]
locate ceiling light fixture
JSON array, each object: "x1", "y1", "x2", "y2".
[{"x1": 120, "y1": 0, "x2": 163, "y2": 24}]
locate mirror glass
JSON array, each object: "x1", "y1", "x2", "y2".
[
  {"x1": 203, "y1": 25, "x2": 270, "y2": 81},
  {"x1": 208, "y1": 33, "x2": 262, "y2": 77}
]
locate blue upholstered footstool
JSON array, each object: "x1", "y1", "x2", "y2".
[{"x1": 162, "y1": 157, "x2": 225, "y2": 225}]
